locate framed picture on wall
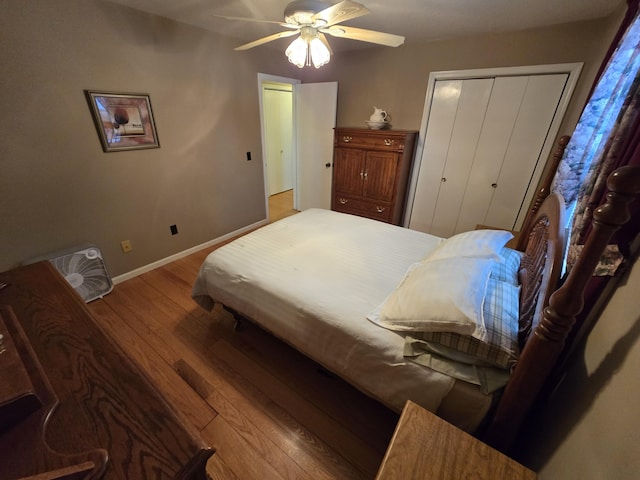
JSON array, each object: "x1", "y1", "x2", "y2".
[{"x1": 85, "y1": 91, "x2": 160, "y2": 152}]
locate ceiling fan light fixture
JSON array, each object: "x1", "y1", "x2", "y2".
[
  {"x1": 231, "y1": 1, "x2": 402, "y2": 66},
  {"x1": 285, "y1": 36, "x2": 308, "y2": 68},
  {"x1": 309, "y1": 37, "x2": 330, "y2": 68},
  {"x1": 285, "y1": 26, "x2": 331, "y2": 69}
]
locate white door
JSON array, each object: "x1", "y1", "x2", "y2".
[
  {"x1": 407, "y1": 64, "x2": 582, "y2": 238},
  {"x1": 263, "y1": 87, "x2": 293, "y2": 195},
  {"x1": 259, "y1": 76, "x2": 337, "y2": 217},
  {"x1": 295, "y1": 82, "x2": 338, "y2": 211}
]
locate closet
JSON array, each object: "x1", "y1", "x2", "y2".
[{"x1": 407, "y1": 65, "x2": 581, "y2": 238}]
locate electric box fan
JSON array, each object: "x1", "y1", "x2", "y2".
[{"x1": 27, "y1": 244, "x2": 113, "y2": 303}]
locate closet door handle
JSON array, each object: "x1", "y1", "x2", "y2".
[
  {"x1": 441, "y1": 177, "x2": 447, "y2": 182},
  {"x1": 491, "y1": 183, "x2": 498, "y2": 188}
]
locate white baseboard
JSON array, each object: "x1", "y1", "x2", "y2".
[{"x1": 111, "y1": 219, "x2": 269, "y2": 285}]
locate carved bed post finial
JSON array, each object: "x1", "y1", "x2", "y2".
[{"x1": 539, "y1": 165, "x2": 640, "y2": 342}]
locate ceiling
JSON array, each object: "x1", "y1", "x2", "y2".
[{"x1": 105, "y1": 0, "x2": 623, "y2": 52}]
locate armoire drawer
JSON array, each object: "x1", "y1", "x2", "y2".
[
  {"x1": 335, "y1": 133, "x2": 405, "y2": 151},
  {"x1": 333, "y1": 195, "x2": 393, "y2": 223}
]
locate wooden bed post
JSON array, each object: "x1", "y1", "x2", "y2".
[{"x1": 485, "y1": 165, "x2": 640, "y2": 454}]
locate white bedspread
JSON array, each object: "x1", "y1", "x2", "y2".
[{"x1": 192, "y1": 208, "x2": 492, "y2": 430}]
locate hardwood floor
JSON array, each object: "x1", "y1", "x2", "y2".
[
  {"x1": 88, "y1": 228, "x2": 399, "y2": 479},
  {"x1": 269, "y1": 189, "x2": 298, "y2": 223}
]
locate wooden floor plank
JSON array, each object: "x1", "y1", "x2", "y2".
[
  {"x1": 97, "y1": 282, "x2": 364, "y2": 479},
  {"x1": 141, "y1": 265, "x2": 200, "y2": 314},
  {"x1": 172, "y1": 322, "x2": 366, "y2": 480},
  {"x1": 87, "y1": 209, "x2": 395, "y2": 479},
  {"x1": 173, "y1": 358, "x2": 327, "y2": 480},
  {"x1": 206, "y1": 455, "x2": 239, "y2": 480},
  {"x1": 201, "y1": 416, "x2": 287, "y2": 480},
  {"x1": 209, "y1": 338, "x2": 380, "y2": 479},
  {"x1": 88, "y1": 299, "x2": 217, "y2": 432},
  {"x1": 223, "y1": 318, "x2": 398, "y2": 453},
  {"x1": 269, "y1": 190, "x2": 298, "y2": 222}
]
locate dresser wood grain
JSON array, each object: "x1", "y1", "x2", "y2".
[
  {"x1": 376, "y1": 401, "x2": 536, "y2": 480},
  {"x1": 332, "y1": 128, "x2": 418, "y2": 225},
  {"x1": 0, "y1": 261, "x2": 213, "y2": 480}
]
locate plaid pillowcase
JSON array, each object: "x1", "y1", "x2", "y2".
[
  {"x1": 409, "y1": 277, "x2": 519, "y2": 369},
  {"x1": 490, "y1": 247, "x2": 524, "y2": 286}
]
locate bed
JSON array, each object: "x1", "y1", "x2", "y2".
[{"x1": 192, "y1": 165, "x2": 640, "y2": 453}]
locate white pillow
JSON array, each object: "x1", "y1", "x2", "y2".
[
  {"x1": 368, "y1": 257, "x2": 493, "y2": 341},
  {"x1": 426, "y1": 229, "x2": 514, "y2": 262}
]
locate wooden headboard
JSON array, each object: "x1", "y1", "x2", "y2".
[
  {"x1": 481, "y1": 165, "x2": 640, "y2": 453},
  {"x1": 516, "y1": 192, "x2": 565, "y2": 346}
]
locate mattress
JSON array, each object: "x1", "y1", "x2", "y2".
[{"x1": 192, "y1": 208, "x2": 493, "y2": 431}]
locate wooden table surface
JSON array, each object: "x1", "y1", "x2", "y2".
[
  {"x1": 376, "y1": 400, "x2": 536, "y2": 480},
  {"x1": 0, "y1": 261, "x2": 213, "y2": 479}
]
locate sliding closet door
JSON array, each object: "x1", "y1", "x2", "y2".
[
  {"x1": 408, "y1": 72, "x2": 570, "y2": 238},
  {"x1": 483, "y1": 74, "x2": 569, "y2": 229},
  {"x1": 452, "y1": 76, "x2": 530, "y2": 235},
  {"x1": 424, "y1": 78, "x2": 493, "y2": 237}
]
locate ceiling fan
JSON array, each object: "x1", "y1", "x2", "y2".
[{"x1": 216, "y1": 0, "x2": 405, "y2": 68}]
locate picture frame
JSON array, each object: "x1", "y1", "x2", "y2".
[{"x1": 85, "y1": 90, "x2": 160, "y2": 152}]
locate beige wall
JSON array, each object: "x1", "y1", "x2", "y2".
[
  {"x1": 306, "y1": 13, "x2": 622, "y2": 159},
  {"x1": 2, "y1": 1, "x2": 639, "y2": 477},
  {"x1": 0, "y1": 0, "x2": 623, "y2": 281},
  {"x1": 301, "y1": 14, "x2": 623, "y2": 219},
  {"x1": 0, "y1": 0, "x2": 297, "y2": 276},
  {"x1": 525, "y1": 253, "x2": 640, "y2": 479}
]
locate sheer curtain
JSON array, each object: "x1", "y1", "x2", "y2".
[{"x1": 553, "y1": 2, "x2": 640, "y2": 276}]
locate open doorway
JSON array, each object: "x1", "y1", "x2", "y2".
[
  {"x1": 258, "y1": 74, "x2": 300, "y2": 222},
  {"x1": 258, "y1": 74, "x2": 338, "y2": 222}
]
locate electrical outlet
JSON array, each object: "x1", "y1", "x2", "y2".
[
  {"x1": 170, "y1": 224, "x2": 178, "y2": 235},
  {"x1": 120, "y1": 240, "x2": 133, "y2": 253}
]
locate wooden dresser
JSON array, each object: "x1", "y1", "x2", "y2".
[
  {"x1": 0, "y1": 261, "x2": 213, "y2": 480},
  {"x1": 376, "y1": 401, "x2": 536, "y2": 480},
  {"x1": 332, "y1": 127, "x2": 418, "y2": 225}
]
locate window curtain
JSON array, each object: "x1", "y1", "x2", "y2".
[
  {"x1": 548, "y1": 1, "x2": 640, "y2": 374},
  {"x1": 553, "y1": 1, "x2": 640, "y2": 276}
]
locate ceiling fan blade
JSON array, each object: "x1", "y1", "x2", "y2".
[
  {"x1": 313, "y1": 0, "x2": 369, "y2": 28},
  {"x1": 212, "y1": 15, "x2": 298, "y2": 29},
  {"x1": 234, "y1": 30, "x2": 300, "y2": 51},
  {"x1": 322, "y1": 25, "x2": 405, "y2": 47},
  {"x1": 318, "y1": 32, "x2": 333, "y2": 54}
]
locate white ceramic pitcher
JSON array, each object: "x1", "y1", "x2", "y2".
[{"x1": 369, "y1": 107, "x2": 389, "y2": 123}]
